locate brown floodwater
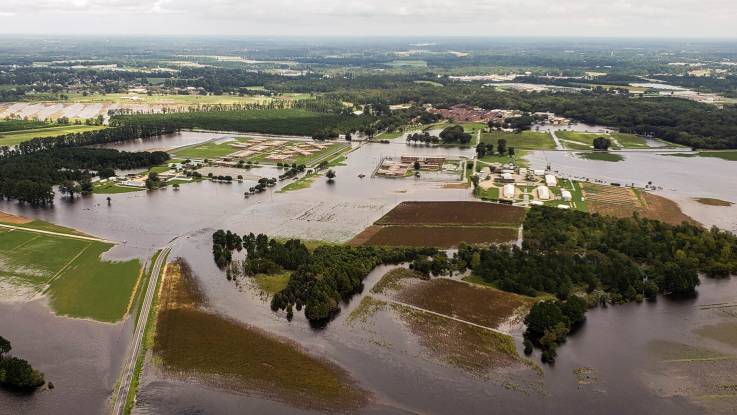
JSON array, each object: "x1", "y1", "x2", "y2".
[{"x1": 2, "y1": 133, "x2": 736, "y2": 414}]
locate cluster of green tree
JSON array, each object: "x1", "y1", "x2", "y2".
[
  {"x1": 111, "y1": 109, "x2": 372, "y2": 137},
  {"x1": 0, "y1": 336, "x2": 45, "y2": 392},
  {"x1": 592, "y1": 137, "x2": 611, "y2": 150},
  {"x1": 407, "y1": 132, "x2": 440, "y2": 144},
  {"x1": 439, "y1": 125, "x2": 472, "y2": 144},
  {"x1": 476, "y1": 138, "x2": 514, "y2": 158},
  {"x1": 0, "y1": 148, "x2": 169, "y2": 205},
  {"x1": 211, "y1": 231, "x2": 437, "y2": 321},
  {"x1": 523, "y1": 297, "x2": 587, "y2": 362},
  {"x1": 1, "y1": 124, "x2": 176, "y2": 158}
]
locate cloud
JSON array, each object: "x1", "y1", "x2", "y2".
[{"x1": 0, "y1": 0, "x2": 735, "y2": 37}]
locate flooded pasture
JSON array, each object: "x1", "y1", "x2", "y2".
[{"x1": 2, "y1": 132, "x2": 736, "y2": 414}]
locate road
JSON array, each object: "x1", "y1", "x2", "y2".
[
  {"x1": 110, "y1": 246, "x2": 171, "y2": 415},
  {"x1": 0, "y1": 223, "x2": 115, "y2": 243}
]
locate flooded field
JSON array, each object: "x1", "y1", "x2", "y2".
[{"x1": 2, "y1": 132, "x2": 737, "y2": 414}]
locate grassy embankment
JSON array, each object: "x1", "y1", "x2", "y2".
[{"x1": 0, "y1": 217, "x2": 140, "y2": 322}]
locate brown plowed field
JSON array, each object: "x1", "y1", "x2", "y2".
[
  {"x1": 375, "y1": 201, "x2": 525, "y2": 226},
  {"x1": 351, "y1": 225, "x2": 518, "y2": 248},
  {"x1": 394, "y1": 278, "x2": 533, "y2": 329}
]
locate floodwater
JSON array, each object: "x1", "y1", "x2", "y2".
[
  {"x1": 91, "y1": 131, "x2": 225, "y2": 152},
  {"x1": 2, "y1": 132, "x2": 736, "y2": 414},
  {"x1": 526, "y1": 150, "x2": 737, "y2": 233},
  {"x1": 0, "y1": 299, "x2": 131, "y2": 415}
]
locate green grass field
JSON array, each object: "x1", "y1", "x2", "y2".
[
  {"x1": 698, "y1": 151, "x2": 737, "y2": 161},
  {"x1": 481, "y1": 131, "x2": 556, "y2": 150},
  {"x1": 611, "y1": 132, "x2": 648, "y2": 148},
  {"x1": 0, "y1": 227, "x2": 141, "y2": 322},
  {"x1": 578, "y1": 152, "x2": 625, "y2": 162},
  {"x1": 556, "y1": 131, "x2": 599, "y2": 150},
  {"x1": 172, "y1": 139, "x2": 245, "y2": 159},
  {"x1": 93, "y1": 182, "x2": 145, "y2": 194},
  {"x1": 0, "y1": 125, "x2": 106, "y2": 147}
]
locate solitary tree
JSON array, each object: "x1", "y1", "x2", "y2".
[
  {"x1": 326, "y1": 169, "x2": 336, "y2": 183},
  {"x1": 413, "y1": 160, "x2": 421, "y2": 170}
]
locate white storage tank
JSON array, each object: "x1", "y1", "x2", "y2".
[{"x1": 561, "y1": 189, "x2": 572, "y2": 201}]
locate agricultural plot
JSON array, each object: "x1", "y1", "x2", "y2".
[
  {"x1": 389, "y1": 278, "x2": 534, "y2": 330},
  {"x1": 375, "y1": 201, "x2": 526, "y2": 226},
  {"x1": 154, "y1": 259, "x2": 367, "y2": 411},
  {"x1": 480, "y1": 131, "x2": 556, "y2": 150},
  {"x1": 350, "y1": 201, "x2": 524, "y2": 248},
  {"x1": 351, "y1": 225, "x2": 518, "y2": 248},
  {"x1": 582, "y1": 183, "x2": 694, "y2": 225},
  {"x1": 0, "y1": 226, "x2": 141, "y2": 322}
]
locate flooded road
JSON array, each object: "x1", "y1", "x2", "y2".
[{"x1": 2, "y1": 133, "x2": 736, "y2": 414}]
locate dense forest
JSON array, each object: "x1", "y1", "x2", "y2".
[
  {"x1": 211, "y1": 231, "x2": 437, "y2": 321},
  {"x1": 456, "y1": 206, "x2": 737, "y2": 359}
]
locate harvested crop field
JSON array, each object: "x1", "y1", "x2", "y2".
[
  {"x1": 154, "y1": 259, "x2": 367, "y2": 411},
  {"x1": 582, "y1": 183, "x2": 695, "y2": 225},
  {"x1": 375, "y1": 201, "x2": 525, "y2": 226},
  {"x1": 392, "y1": 278, "x2": 533, "y2": 330},
  {"x1": 351, "y1": 225, "x2": 518, "y2": 248}
]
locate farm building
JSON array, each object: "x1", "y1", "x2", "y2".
[
  {"x1": 536, "y1": 186, "x2": 551, "y2": 200},
  {"x1": 561, "y1": 190, "x2": 573, "y2": 201},
  {"x1": 533, "y1": 169, "x2": 545, "y2": 176},
  {"x1": 502, "y1": 184, "x2": 516, "y2": 199},
  {"x1": 501, "y1": 173, "x2": 515, "y2": 183},
  {"x1": 545, "y1": 174, "x2": 558, "y2": 187}
]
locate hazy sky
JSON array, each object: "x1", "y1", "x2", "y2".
[{"x1": 1, "y1": 0, "x2": 735, "y2": 38}]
